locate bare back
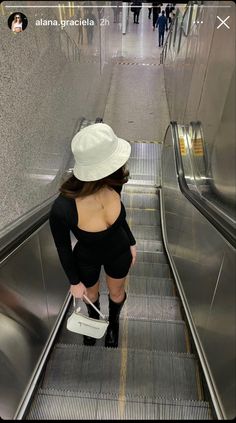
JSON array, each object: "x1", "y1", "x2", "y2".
[{"x1": 75, "y1": 187, "x2": 121, "y2": 232}]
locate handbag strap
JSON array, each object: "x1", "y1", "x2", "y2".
[{"x1": 73, "y1": 295, "x2": 107, "y2": 320}]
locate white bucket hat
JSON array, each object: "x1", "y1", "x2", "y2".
[{"x1": 71, "y1": 123, "x2": 131, "y2": 181}]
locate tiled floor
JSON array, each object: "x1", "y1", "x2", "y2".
[
  {"x1": 120, "y1": 5, "x2": 166, "y2": 61},
  {"x1": 104, "y1": 5, "x2": 170, "y2": 144}
]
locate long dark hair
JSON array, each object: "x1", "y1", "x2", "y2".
[{"x1": 60, "y1": 165, "x2": 129, "y2": 198}]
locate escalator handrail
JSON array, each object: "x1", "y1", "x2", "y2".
[
  {"x1": 0, "y1": 196, "x2": 56, "y2": 262},
  {"x1": 170, "y1": 121, "x2": 236, "y2": 249}
]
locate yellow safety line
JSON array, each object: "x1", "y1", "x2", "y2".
[
  {"x1": 195, "y1": 361, "x2": 204, "y2": 401},
  {"x1": 184, "y1": 324, "x2": 191, "y2": 354}
]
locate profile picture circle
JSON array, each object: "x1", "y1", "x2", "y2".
[{"x1": 8, "y1": 12, "x2": 28, "y2": 33}]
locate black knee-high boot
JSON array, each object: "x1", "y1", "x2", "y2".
[
  {"x1": 105, "y1": 292, "x2": 127, "y2": 348},
  {"x1": 83, "y1": 295, "x2": 100, "y2": 346}
]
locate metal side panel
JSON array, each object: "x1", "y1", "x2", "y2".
[
  {"x1": 58, "y1": 319, "x2": 188, "y2": 353},
  {"x1": 0, "y1": 235, "x2": 49, "y2": 420},
  {"x1": 26, "y1": 389, "x2": 212, "y2": 420},
  {"x1": 40, "y1": 345, "x2": 199, "y2": 400}
]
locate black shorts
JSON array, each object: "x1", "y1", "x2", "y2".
[{"x1": 73, "y1": 247, "x2": 132, "y2": 288}]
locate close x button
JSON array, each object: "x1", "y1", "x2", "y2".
[{"x1": 216, "y1": 15, "x2": 230, "y2": 29}]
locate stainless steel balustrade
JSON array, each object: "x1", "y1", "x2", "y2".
[{"x1": 161, "y1": 123, "x2": 236, "y2": 420}]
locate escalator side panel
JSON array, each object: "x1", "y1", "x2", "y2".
[
  {"x1": 0, "y1": 223, "x2": 68, "y2": 420},
  {"x1": 161, "y1": 125, "x2": 236, "y2": 419}
]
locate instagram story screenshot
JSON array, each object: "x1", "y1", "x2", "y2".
[{"x1": 0, "y1": 1, "x2": 235, "y2": 421}]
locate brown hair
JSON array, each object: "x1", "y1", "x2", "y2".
[{"x1": 60, "y1": 165, "x2": 129, "y2": 198}]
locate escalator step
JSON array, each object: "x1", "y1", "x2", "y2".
[
  {"x1": 40, "y1": 345, "x2": 200, "y2": 401},
  {"x1": 129, "y1": 261, "x2": 171, "y2": 278},
  {"x1": 100, "y1": 275, "x2": 174, "y2": 296},
  {"x1": 100, "y1": 261, "x2": 170, "y2": 278},
  {"x1": 136, "y1": 238, "x2": 164, "y2": 252},
  {"x1": 121, "y1": 193, "x2": 159, "y2": 209},
  {"x1": 128, "y1": 159, "x2": 159, "y2": 184},
  {"x1": 135, "y1": 250, "x2": 168, "y2": 263},
  {"x1": 126, "y1": 208, "x2": 161, "y2": 226},
  {"x1": 130, "y1": 142, "x2": 160, "y2": 160},
  {"x1": 123, "y1": 184, "x2": 157, "y2": 194},
  {"x1": 127, "y1": 276, "x2": 174, "y2": 296},
  {"x1": 26, "y1": 389, "x2": 212, "y2": 420},
  {"x1": 67, "y1": 293, "x2": 182, "y2": 321},
  {"x1": 58, "y1": 319, "x2": 188, "y2": 353},
  {"x1": 130, "y1": 225, "x2": 162, "y2": 241}
]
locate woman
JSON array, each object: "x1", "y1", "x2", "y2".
[
  {"x1": 11, "y1": 14, "x2": 23, "y2": 33},
  {"x1": 49, "y1": 123, "x2": 136, "y2": 348}
]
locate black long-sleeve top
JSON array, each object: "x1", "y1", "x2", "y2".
[{"x1": 49, "y1": 186, "x2": 136, "y2": 285}]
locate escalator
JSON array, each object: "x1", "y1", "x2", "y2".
[
  {"x1": 2, "y1": 122, "x2": 234, "y2": 420},
  {"x1": 23, "y1": 140, "x2": 212, "y2": 420}
]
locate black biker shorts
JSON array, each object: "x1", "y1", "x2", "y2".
[{"x1": 73, "y1": 246, "x2": 132, "y2": 288}]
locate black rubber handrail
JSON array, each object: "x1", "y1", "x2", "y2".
[
  {"x1": 170, "y1": 122, "x2": 236, "y2": 249},
  {"x1": 0, "y1": 200, "x2": 54, "y2": 263}
]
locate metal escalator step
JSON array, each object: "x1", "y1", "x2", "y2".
[
  {"x1": 128, "y1": 276, "x2": 174, "y2": 296},
  {"x1": 129, "y1": 262, "x2": 171, "y2": 278},
  {"x1": 100, "y1": 261, "x2": 170, "y2": 278},
  {"x1": 58, "y1": 319, "x2": 187, "y2": 353},
  {"x1": 128, "y1": 159, "x2": 158, "y2": 183},
  {"x1": 130, "y1": 142, "x2": 160, "y2": 160},
  {"x1": 135, "y1": 250, "x2": 168, "y2": 263},
  {"x1": 131, "y1": 224, "x2": 162, "y2": 241},
  {"x1": 40, "y1": 345, "x2": 199, "y2": 401},
  {"x1": 129, "y1": 174, "x2": 158, "y2": 184},
  {"x1": 100, "y1": 275, "x2": 174, "y2": 296},
  {"x1": 124, "y1": 184, "x2": 158, "y2": 194},
  {"x1": 121, "y1": 192, "x2": 159, "y2": 209},
  {"x1": 136, "y1": 238, "x2": 164, "y2": 252},
  {"x1": 67, "y1": 294, "x2": 182, "y2": 321},
  {"x1": 126, "y1": 208, "x2": 161, "y2": 226},
  {"x1": 26, "y1": 388, "x2": 212, "y2": 420},
  {"x1": 128, "y1": 178, "x2": 159, "y2": 186}
]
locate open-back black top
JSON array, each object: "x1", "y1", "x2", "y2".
[{"x1": 49, "y1": 186, "x2": 136, "y2": 285}]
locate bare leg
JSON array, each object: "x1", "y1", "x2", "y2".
[
  {"x1": 83, "y1": 280, "x2": 100, "y2": 304},
  {"x1": 83, "y1": 280, "x2": 100, "y2": 346},
  {"x1": 106, "y1": 275, "x2": 126, "y2": 303}
]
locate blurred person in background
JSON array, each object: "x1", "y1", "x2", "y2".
[
  {"x1": 131, "y1": 1, "x2": 142, "y2": 24},
  {"x1": 156, "y1": 10, "x2": 168, "y2": 46}
]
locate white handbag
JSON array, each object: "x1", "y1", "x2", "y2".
[{"x1": 66, "y1": 294, "x2": 109, "y2": 339}]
